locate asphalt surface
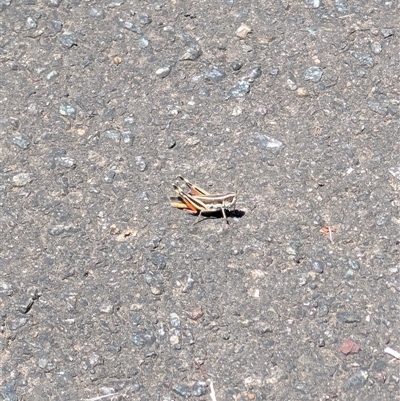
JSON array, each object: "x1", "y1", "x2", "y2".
[{"x1": 1, "y1": 1, "x2": 400, "y2": 400}]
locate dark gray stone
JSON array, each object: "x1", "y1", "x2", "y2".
[
  {"x1": 192, "y1": 381, "x2": 207, "y2": 396},
  {"x1": 0, "y1": 383, "x2": 18, "y2": 401},
  {"x1": 102, "y1": 129, "x2": 121, "y2": 143},
  {"x1": 311, "y1": 260, "x2": 324, "y2": 273},
  {"x1": 59, "y1": 102, "x2": 76, "y2": 118},
  {"x1": 337, "y1": 312, "x2": 361, "y2": 323},
  {"x1": 172, "y1": 384, "x2": 191, "y2": 398},
  {"x1": 343, "y1": 369, "x2": 368, "y2": 391},
  {"x1": 146, "y1": 252, "x2": 166, "y2": 269},
  {"x1": 12, "y1": 136, "x2": 30, "y2": 149},
  {"x1": 304, "y1": 66, "x2": 323, "y2": 82},
  {"x1": 242, "y1": 66, "x2": 262, "y2": 83},
  {"x1": 139, "y1": 13, "x2": 152, "y2": 25},
  {"x1": 59, "y1": 34, "x2": 77, "y2": 48},
  {"x1": 205, "y1": 67, "x2": 226, "y2": 83},
  {"x1": 252, "y1": 132, "x2": 285, "y2": 154},
  {"x1": 123, "y1": 21, "x2": 142, "y2": 34},
  {"x1": 131, "y1": 330, "x2": 156, "y2": 347},
  {"x1": 226, "y1": 81, "x2": 250, "y2": 99},
  {"x1": 230, "y1": 60, "x2": 243, "y2": 71}
]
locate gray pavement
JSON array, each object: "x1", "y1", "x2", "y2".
[{"x1": 1, "y1": 1, "x2": 400, "y2": 400}]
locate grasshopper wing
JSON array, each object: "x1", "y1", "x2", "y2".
[
  {"x1": 170, "y1": 196, "x2": 189, "y2": 209},
  {"x1": 178, "y1": 176, "x2": 210, "y2": 196}
]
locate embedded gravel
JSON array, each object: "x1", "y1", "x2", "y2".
[{"x1": 1, "y1": 1, "x2": 400, "y2": 401}]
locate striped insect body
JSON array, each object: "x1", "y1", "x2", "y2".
[{"x1": 170, "y1": 176, "x2": 237, "y2": 224}]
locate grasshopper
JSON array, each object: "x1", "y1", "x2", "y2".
[{"x1": 170, "y1": 176, "x2": 237, "y2": 224}]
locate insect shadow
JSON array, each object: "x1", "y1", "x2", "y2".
[
  {"x1": 229, "y1": 209, "x2": 245, "y2": 218},
  {"x1": 195, "y1": 208, "x2": 245, "y2": 224}
]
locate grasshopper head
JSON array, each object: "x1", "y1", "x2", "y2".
[{"x1": 233, "y1": 190, "x2": 237, "y2": 209}]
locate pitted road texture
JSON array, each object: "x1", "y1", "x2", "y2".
[{"x1": 1, "y1": 1, "x2": 400, "y2": 400}]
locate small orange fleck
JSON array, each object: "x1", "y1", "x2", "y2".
[{"x1": 320, "y1": 225, "x2": 337, "y2": 236}]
